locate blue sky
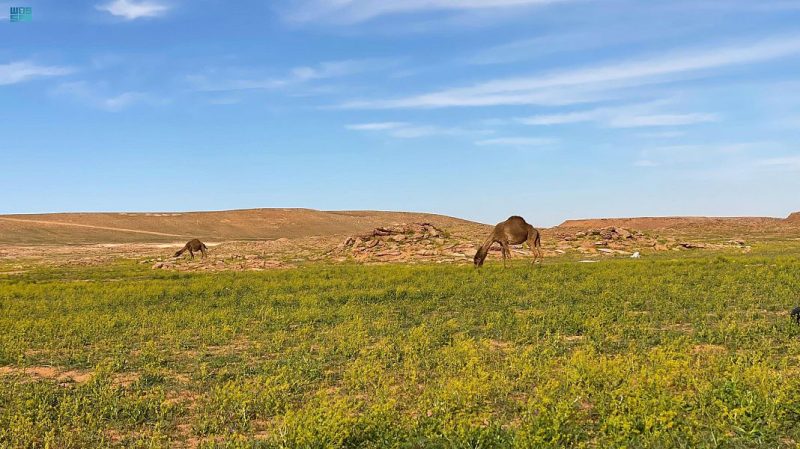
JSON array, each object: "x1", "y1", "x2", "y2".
[{"x1": 1, "y1": 0, "x2": 799, "y2": 226}]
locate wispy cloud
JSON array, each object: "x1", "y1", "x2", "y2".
[
  {"x1": 466, "y1": 32, "x2": 614, "y2": 66},
  {"x1": 632, "y1": 144, "x2": 711, "y2": 169},
  {"x1": 636, "y1": 130, "x2": 687, "y2": 139},
  {"x1": 607, "y1": 113, "x2": 718, "y2": 128},
  {"x1": 517, "y1": 109, "x2": 602, "y2": 125},
  {"x1": 284, "y1": 0, "x2": 574, "y2": 24},
  {"x1": 475, "y1": 137, "x2": 556, "y2": 147},
  {"x1": 518, "y1": 103, "x2": 718, "y2": 128},
  {"x1": 96, "y1": 0, "x2": 170, "y2": 20},
  {"x1": 633, "y1": 141, "x2": 786, "y2": 169},
  {"x1": 188, "y1": 59, "x2": 397, "y2": 92},
  {"x1": 0, "y1": 61, "x2": 74, "y2": 86},
  {"x1": 53, "y1": 81, "x2": 165, "y2": 111},
  {"x1": 346, "y1": 121, "x2": 492, "y2": 139},
  {"x1": 757, "y1": 156, "x2": 800, "y2": 170},
  {"x1": 777, "y1": 115, "x2": 800, "y2": 128},
  {"x1": 464, "y1": 19, "x2": 706, "y2": 66},
  {"x1": 346, "y1": 122, "x2": 408, "y2": 131},
  {"x1": 341, "y1": 35, "x2": 800, "y2": 109},
  {"x1": 681, "y1": 0, "x2": 800, "y2": 12}
]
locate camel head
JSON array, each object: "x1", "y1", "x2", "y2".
[{"x1": 473, "y1": 248, "x2": 487, "y2": 267}]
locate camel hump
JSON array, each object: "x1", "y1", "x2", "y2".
[
  {"x1": 506, "y1": 215, "x2": 528, "y2": 224},
  {"x1": 182, "y1": 238, "x2": 206, "y2": 250}
]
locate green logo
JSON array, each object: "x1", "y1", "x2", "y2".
[{"x1": 10, "y1": 7, "x2": 32, "y2": 22}]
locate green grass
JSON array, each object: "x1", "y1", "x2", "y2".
[{"x1": 2, "y1": 253, "x2": 800, "y2": 448}]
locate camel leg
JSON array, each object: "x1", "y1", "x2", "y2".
[
  {"x1": 501, "y1": 241, "x2": 511, "y2": 268},
  {"x1": 189, "y1": 249, "x2": 194, "y2": 259},
  {"x1": 201, "y1": 247, "x2": 207, "y2": 259},
  {"x1": 527, "y1": 236, "x2": 538, "y2": 266}
]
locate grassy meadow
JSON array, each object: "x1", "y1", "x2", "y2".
[{"x1": 2, "y1": 251, "x2": 800, "y2": 448}]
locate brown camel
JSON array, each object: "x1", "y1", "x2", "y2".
[
  {"x1": 174, "y1": 239, "x2": 207, "y2": 259},
  {"x1": 474, "y1": 216, "x2": 542, "y2": 267}
]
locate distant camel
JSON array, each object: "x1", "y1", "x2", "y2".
[
  {"x1": 474, "y1": 216, "x2": 542, "y2": 268},
  {"x1": 175, "y1": 239, "x2": 207, "y2": 259}
]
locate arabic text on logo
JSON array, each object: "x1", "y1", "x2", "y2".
[{"x1": 10, "y1": 7, "x2": 32, "y2": 22}]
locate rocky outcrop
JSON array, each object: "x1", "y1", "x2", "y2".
[
  {"x1": 332, "y1": 223, "x2": 478, "y2": 264},
  {"x1": 554, "y1": 226, "x2": 748, "y2": 255}
]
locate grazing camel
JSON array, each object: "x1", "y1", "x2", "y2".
[
  {"x1": 174, "y1": 239, "x2": 207, "y2": 259},
  {"x1": 474, "y1": 216, "x2": 542, "y2": 268}
]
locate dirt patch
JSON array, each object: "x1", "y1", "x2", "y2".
[
  {"x1": 104, "y1": 429, "x2": 124, "y2": 444},
  {"x1": 112, "y1": 372, "x2": 141, "y2": 387},
  {"x1": 203, "y1": 337, "x2": 253, "y2": 355},
  {"x1": 486, "y1": 339, "x2": 512, "y2": 351},
  {"x1": 691, "y1": 344, "x2": 727, "y2": 354},
  {"x1": 658, "y1": 323, "x2": 694, "y2": 333},
  {"x1": 563, "y1": 335, "x2": 585, "y2": 342},
  {"x1": 0, "y1": 366, "x2": 151, "y2": 388},
  {"x1": 0, "y1": 365, "x2": 92, "y2": 384}
]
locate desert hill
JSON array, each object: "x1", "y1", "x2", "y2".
[
  {"x1": 1, "y1": 208, "x2": 798, "y2": 247},
  {"x1": 558, "y1": 214, "x2": 800, "y2": 238},
  {"x1": 0, "y1": 208, "x2": 490, "y2": 245}
]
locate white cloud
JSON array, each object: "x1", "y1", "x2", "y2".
[
  {"x1": 346, "y1": 121, "x2": 491, "y2": 139},
  {"x1": 53, "y1": 81, "x2": 165, "y2": 111},
  {"x1": 778, "y1": 115, "x2": 800, "y2": 127},
  {"x1": 207, "y1": 96, "x2": 242, "y2": 105},
  {"x1": 342, "y1": 35, "x2": 800, "y2": 109},
  {"x1": 757, "y1": 156, "x2": 800, "y2": 170},
  {"x1": 518, "y1": 103, "x2": 718, "y2": 128},
  {"x1": 637, "y1": 130, "x2": 686, "y2": 139},
  {"x1": 285, "y1": 0, "x2": 573, "y2": 23},
  {"x1": 632, "y1": 142, "x2": 786, "y2": 169},
  {"x1": 466, "y1": 32, "x2": 606, "y2": 66},
  {"x1": 464, "y1": 19, "x2": 707, "y2": 66},
  {"x1": 0, "y1": 61, "x2": 73, "y2": 86},
  {"x1": 518, "y1": 109, "x2": 603, "y2": 125},
  {"x1": 346, "y1": 122, "x2": 408, "y2": 131},
  {"x1": 682, "y1": 0, "x2": 800, "y2": 12},
  {"x1": 475, "y1": 137, "x2": 556, "y2": 146},
  {"x1": 96, "y1": 0, "x2": 169, "y2": 20},
  {"x1": 607, "y1": 113, "x2": 718, "y2": 128},
  {"x1": 188, "y1": 59, "x2": 397, "y2": 92}
]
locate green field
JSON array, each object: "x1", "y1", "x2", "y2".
[{"x1": 2, "y1": 254, "x2": 800, "y2": 448}]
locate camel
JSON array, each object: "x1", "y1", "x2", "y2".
[
  {"x1": 474, "y1": 216, "x2": 542, "y2": 268},
  {"x1": 174, "y1": 239, "x2": 207, "y2": 259}
]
